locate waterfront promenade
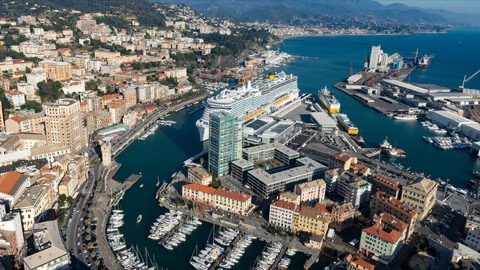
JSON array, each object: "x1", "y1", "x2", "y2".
[{"x1": 90, "y1": 91, "x2": 209, "y2": 270}]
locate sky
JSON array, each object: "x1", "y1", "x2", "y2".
[{"x1": 376, "y1": 0, "x2": 480, "y2": 14}]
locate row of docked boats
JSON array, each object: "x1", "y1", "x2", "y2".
[
  {"x1": 108, "y1": 210, "x2": 154, "y2": 270},
  {"x1": 423, "y1": 133, "x2": 472, "y2": 150},
  {"x1": 162, "y1": 216, "x2": 202, "y2": 250},
  {"x1": 138, "y1": 124, "x2": 159, "y2": 140},
  {"x1": 218, "y1": 234, "x2": 256, "y2": 269},
  {"x1": 190, "y1": 243, "x2": 224, "y2": 270},
  {"x1": 421, "y1": 121, "x2": 447, "y2": 134},
  {"x1": 148, "y1": 210, "x2": 184, "y2": 241},
  {"x1": 254, "y1": 242, "x2": 284, "y2": 270}
]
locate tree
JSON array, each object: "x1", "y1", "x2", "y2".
[
  {"x1": 25, "y1": 67, "x2": 31, "y2": 74},
  {"x1": 155, "y1": 99, "x2": 161, "y2": 107},
  {"x1": 21, "y1": 100, "x2": 42, "y2": 113},
  {"x1": 37, "y1": 80, "x2": 63, "y2": 102}
]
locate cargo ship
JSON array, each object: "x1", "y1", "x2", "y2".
[
  {"x1": 196, "y1": 72, "x2": 299, "y2": 141},
  {"x1": 417, "y1": 54, "x2": 431, "y2": 68},
  {"x1": 318, "y1": 86, "x2": 341, "y2": 114},
  {"x1": 336, "y1": 113, "x2": 359, "y2": 135}
]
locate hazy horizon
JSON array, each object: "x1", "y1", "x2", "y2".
[{"x1": 377, "y1": 0, "x2": 480, "y2": 14}]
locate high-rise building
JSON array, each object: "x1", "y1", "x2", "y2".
[
  {"x1": 44, "y1": 99, "x2": 86, "y2": 153},
  {"x1": 208, "y1": 111, "x2": 242, "y2": 177},
  {"x1": 368, "y1": 45, "x2": 382, "y2": 72}
]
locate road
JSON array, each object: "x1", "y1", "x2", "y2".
[
  {"x1": 62, "y1": 91, "x2": 208, "y2": 269},
  {"x1": 65, "y1": 150, "x2": 104, "y2": 269}
]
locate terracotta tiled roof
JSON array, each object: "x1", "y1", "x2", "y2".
[
  {"x1": 373, "y1": 174, "x2": 400, "y2": 190},
  {"x1": 300, "y1": 205, "x2": 330, "y2": 221},
  {"x1": 215, "y1": 188, "x2": 250, "y2": 202},
  {"x1": 271, "y1": 199, "x2": 297, "y2": 211},
  {"x1": 183, "y1": 183, "x2": 216, "y2": 195},
  {"x1": 8, "y1": 116, "x2": 28, "y2": 123},
  {"x1": 373, "y1": 191, "x2": 417, "y2": 217},
  {"x1": 0, "y1": 172, "x2": 22, "y2": 194},
  {"x1": 351, "y1": 256, "x2": 375, "y2": 270}
]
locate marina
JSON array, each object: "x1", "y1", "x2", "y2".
[{"x1": 108, "y1": 31, "x2": 480, "y2": 270}]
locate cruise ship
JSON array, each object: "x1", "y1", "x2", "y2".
[
  {"x1": 336, "y1": 113, "x2": 359, "y2": 135},
  {"x1": 196, "y1": 72, "x2": 299, "y2": 141},
  {"x1": 318, "y1": 86, "x2": 341, "y2": 114}
]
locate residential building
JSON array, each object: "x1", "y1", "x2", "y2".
[
  {"x1": 337, "y1": 172, "x2": 372, "y2": 207},
  {"x1": 400, "y1": 177, "x2": 438, "y2": 220},
  {"x1": 359, "y1": 213, "x2": 407, "y2": 262},
  {"x1": 208, "y1": 112, "x2": 242, "y2": 177},
  {"x1": 0, "y1": 58, "x2": 33, "y2": 73},
  {"x1": 122, "y1": 86, "x2": 137, "y2": 108},
  {"x1": 294, "y1": 179, "x2": 326, "y2": 204},
  {"x1": 182, "y1": 183, "x2": 215, "y2": 205},
  {"x1": 214, "y1": 189, "x2": 251, "y2": 215},
  {"x1": 5, "y1": 116, "x2": 30, "y2": 133},
  {"x1": 370, "y1": 191, "x2": 418, "y2": 238},
  {"x1": 330, "y1": 202, "x2": 355, "y2": 232},
  {"x1": 44, "y1": 99, "x2": 86, "y2": 153},
  {"x1": 466, "y1": 228, "x2": 480, "y2": 252},
  {"x1": 330, "y1": 153, "x2": 357, "y2": 171},
  {"x1": 0, "y1": 172, "x2": 30, "y2": 207},
  {"x1": 14, "y1": 185, "x2": 50, "y2": 231},
  {"x1": 370, "y1": 174, "x2": 401, "y2": 199},
  {"x1": 23, "y1": 220, "x2": 70, "y2": 270},
  {"x1": 108, "y1": 99, "x2": 127, "y2": 124},
  {"x1": 0, "y1": 212, "x2": 24, "y2": 255},
  {"x1": 269, "y1": 199, "x2": 298, "y2": 231},
  {"x1": 26, "y1": 69, "x2": 47, "y2": 87},
  {"x1": 278, "y1": 192, "x2": 301, "y2": 206},
  {"x1": 122, "y1": 111, "x2": 137, "y2": 128},
  {"x1": 38, "y1": 61, "x2": 72, "y2": 81},
  {"x1": 324, "y1": 168, "x2": 340, "y2": 194},
  {"x1": 344, "y1": 254, "x2": 375, "y2": 270},
  {"x1": 187, "y1": 166, "x2": 213, "y2": 186},
  {"x1": 17, "y1": 83, "x2": 36, "y2": 98},
  {"x1": 293, "y1": 205, "x2": 331, "y2": 237},
  {"x1": 100, "y1": 93, "x2": 122, "y2": 108},
  {"x1": 4, "y1": 89, "x2": 26, "y2": 109},
  {"x1": 181, "y1": 183, "x2": 252, "y2": 215}
]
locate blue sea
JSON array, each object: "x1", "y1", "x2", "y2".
[{"x1": 113, "y1": 29, "x2": 480, "y2": 269}]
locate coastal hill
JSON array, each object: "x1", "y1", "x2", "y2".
[
  {"x1": 153, "y1": 0, "x2": 478, "y2": 25},
  {"x1": 0, "y1": 0, "x2": 166, "y2": 27}
]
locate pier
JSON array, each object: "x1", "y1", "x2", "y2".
[
  {"x1": 208, "y1": 232, "x2": 244, "y2": 270},
  {"x1": 268, "y1": 245, "x2": 288, "y2": 270}
]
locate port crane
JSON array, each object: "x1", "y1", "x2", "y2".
[{"x1": 461, "y1": 69, "x2": 480, "y2": 89}]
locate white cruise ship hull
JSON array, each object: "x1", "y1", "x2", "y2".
[
  {"x1": 196, "y1": 72, "x2": 299, "y2": 141},
  {"x1": 196, "y1": 120, "x2": 210, "y2": 142}
]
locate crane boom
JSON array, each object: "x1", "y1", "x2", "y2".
[{"x1": 461, "y1": 69, "x2": 480, "y2": 89}]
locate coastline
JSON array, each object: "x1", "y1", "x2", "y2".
[{"x1": 273, "y1": 30, "x2": 448, "y2": 45}]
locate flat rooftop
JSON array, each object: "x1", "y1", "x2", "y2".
[
  {"x1": 243, "y1": 142, "x2": 299, "y2": 157},
  {"x1": 311, "y1": 111, "x2": 337, "y2": 127},
  {"x1": 248, "y1": 157, "x2": 327, "y2": 186}
]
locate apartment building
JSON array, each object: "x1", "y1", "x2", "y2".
[
  {"x1": 39, "y1": 61, "x2": 72, "y2": 81},
  {"x1": 14, "y1": 185, "x2": 50, "y2": 231},
  {"x1": 370, "y1": 191, "x2": 418, "y2": 238},
  {"x1": 182, "y1": 183, "x2": 252, "y2": 215},
  {"x1": 400, "y1": 177, "x2": 438, "y2": 220},
  {"x1": 269, "y1": 199, "x2": 298, "y2": 231},
  {"x1": 294, "y1": 179, "x2": 326, "y2": 204},
  {"x1": 44, "y1": 99, "x2": 86, "y2": 153}
]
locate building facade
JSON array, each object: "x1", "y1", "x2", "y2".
[
  {"x1": 44, "y1": 99, "x2": 86, "y2": 153},
  {"x1": 208, "y1": 112, "x2": 242, "y2": 177},
  {"x1": 400, "y1": 178, "x2": 438, "y2": 220}
]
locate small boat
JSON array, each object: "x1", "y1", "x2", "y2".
[
  {"x1": 473, "y1": 171, "x2": 480, "y2": 179},
  {"x1": 140, "y1": 184, "x2": 144, "y2": 188},
  {"x1": 137, "y1": 214, "x2": 142, "y2": 223},
  {"x1": 156, "y1": 176, "x2": 160, "y2": 187}
]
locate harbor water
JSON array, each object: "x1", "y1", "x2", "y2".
[{"x1": 114, "y1": 29, "x2": 480, "y2": 269}]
